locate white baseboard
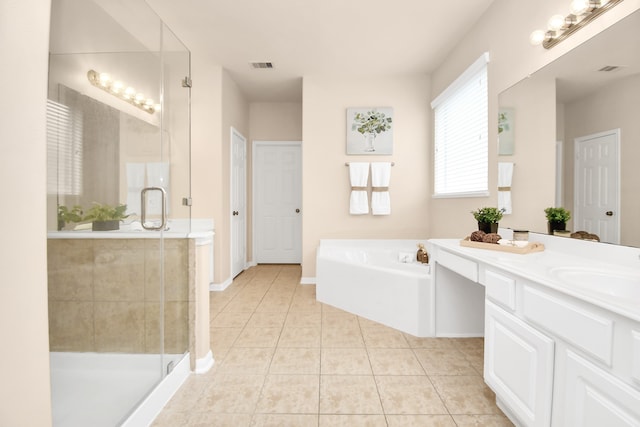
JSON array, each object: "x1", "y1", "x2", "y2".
[
  {"x1": 210, "y1": 277, "x2": 232, "y2": 291},
  {"x1": 194, "y1": 350, "x2": 214, "y2": 374},
  {"x1": 246, "y1": 261, "x2": 257, "y2": 268},
  {"x1": 300, "y1": 277, "x2": 316, "y2": 285}
]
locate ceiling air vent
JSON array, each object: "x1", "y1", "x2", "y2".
[
  {"x1": 598, "y1": 65, "x2": 620, "y2": 72},
  {"x1": 250, "y1": 62, "x2": 274, "y2": 69}
]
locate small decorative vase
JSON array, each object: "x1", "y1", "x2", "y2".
[
  {"x1": 364, "y1": 133, "x2": 376, "y2": 152},
  {"x1": 478, "y1": 222, "x2": 498, "y2": 234},
  {"x1": 547, "y1": 221, "x2": 566, "y2": 235},
  {"x1": 92, "y1": 220, "x2": 120, "y2": 231}
]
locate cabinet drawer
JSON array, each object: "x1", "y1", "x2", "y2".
[
  {"x1": 523, "y1": 286, "x2": 613, "y2": 365},
  {"x1": 484, "y1": 269, "x2": 516, "y2": 311},
  {"x1": 436, "y1": 250, "x2": 478, "y2": 282}
]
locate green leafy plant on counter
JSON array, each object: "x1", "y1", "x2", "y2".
[
  {"x1": 57, "y1": 205, "x2": 84, "y2": 230},
  {"x1": 471, "y1": 207, "x2": 505, "y2": 224},
  {"x1": 544, "y1": 207, "x2": 571, "y2": 223},
  {"x1": 83, "y1": 202, "x2": 129, "y2": 222}
]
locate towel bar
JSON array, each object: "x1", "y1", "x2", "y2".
[{"x1": 345, "y1": 162, "x2": 394, "y2": 166}]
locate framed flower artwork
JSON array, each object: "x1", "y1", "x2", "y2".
[{"x1": 346, "y1": 107, "x2": 393, "y2": 155}]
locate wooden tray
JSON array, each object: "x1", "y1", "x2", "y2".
[{"x1": 460, "y1": 237, "x2": 545, "y2": 254}]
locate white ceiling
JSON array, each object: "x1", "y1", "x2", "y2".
[{"x1": 146, "y1": 0, "x2": 495, "y2": 102}]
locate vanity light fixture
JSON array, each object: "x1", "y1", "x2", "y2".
[
  {"x1": 87, "y1": 69, "x2": 160, "y2": 114},
  {"x1": 530, "y1": 0, "x2": 623, "y2": 49}
]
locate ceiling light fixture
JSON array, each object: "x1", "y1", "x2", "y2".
[
  {"x1": 87, "y1": 69, "x2": 160, "y2": 114},
  {"x1": 530, "y1": 0, "x2": 623, "y2": 49}
]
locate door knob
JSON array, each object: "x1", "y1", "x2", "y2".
[
  {"x1": 295, "y1": 209, "x2": 300, "y2": 213},
  {"x1": 605, "y1": 211, "x2": 614, "y2": 216},
  {"x1": 232, "y1": 211, "x2": 239, "y2": 216}
]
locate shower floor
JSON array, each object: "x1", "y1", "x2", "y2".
[{"x1": 50, "y1": 352, "x2": 184, "y2": 427}]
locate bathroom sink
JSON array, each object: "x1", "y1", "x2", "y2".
[{"x1": 549, "y1": 267, "x2": 640, "y2": 301}]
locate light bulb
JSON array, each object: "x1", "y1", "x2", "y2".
[
  {"x1": 98, "y1": 73, "x2": 111, "y2": 87},
  {"x1": 154, "y1": 103, "x2": 161, "y2": 112},
  {"x1": 134, "y1": 93, "x2": 145, "y2": 104},
  {"x1": 570, "y1": 0, "x2": 589, "y2": 15},
  {"x1": 112, "y1": 81, "x2": 123, "y2": 94},
  {"x1": 529, "y1": 30, "x2": 546, "y2": 45},
  {"x1": 548, "y1": 14, "x2": 565, "y2": 31},
  {"x1": 124, "y1": 87, "x2": 135, "y2": 99}
]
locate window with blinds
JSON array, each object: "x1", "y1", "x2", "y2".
[
  {"x1": 47, "y1": 100, "x2": 83, "y2": 196},
  {"x1": 432, "y1": 53, "x2": 489, "y2": 198}
]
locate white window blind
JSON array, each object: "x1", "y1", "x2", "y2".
[
  {"x1": 432, "y1": 53, "x2": 489, "y2": 197},
  {"x1": 47, "y1": 100, "x2": 83, "y2": 196}
]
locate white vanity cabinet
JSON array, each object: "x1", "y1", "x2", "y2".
[
  {"x1": 429, "y1": 240, "x2": 640, "y2": 427},
  {"x1": 482, "y1": 264, "x2": 640, "y2": 427},
  {"x1": 484, "y1": 300, "x2": 554, "y2": 426}
]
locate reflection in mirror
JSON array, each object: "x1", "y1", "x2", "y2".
[
  {"x1": 47, "y1": 84, "x2": 169, "y2": 230},
  {"x1": 499, "y1": 9, "x2": 640, "y2": 248}
]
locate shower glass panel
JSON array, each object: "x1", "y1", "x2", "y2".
[{"x1": 46, "y1": 0, "x2": 191, "y2": 425}]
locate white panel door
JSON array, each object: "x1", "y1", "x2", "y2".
[
  {"x1": 231, "y1": 128, "x2": 246, "y2": 278},
  {"x1": 484, "y1": 301, "x2": 555, "y2": 427},
  {"x1": 254, "y1": 142, "x2": 302, "y2": 264},
  {"x1": 574, "y1": 129, "x2": 619, "y2": 244}
]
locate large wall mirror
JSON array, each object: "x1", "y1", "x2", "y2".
[{"x1": 499, "y1": 9, "x2": 640, "y2": 248}]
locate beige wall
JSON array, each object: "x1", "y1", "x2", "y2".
[
  {"x1": 498, "y1": 76, "x2": 557, "y2": 232},
  {"x1": 191, "y1": 65, "x2": 250, "y2": 283},
  {"x1": 249, "y1": 102, "x2": 303, "y2": 141},
  {"x1": 428, "y1": 0, "x2": 640, "y2": 242},
  {"x1": 562, "y1": 73, "x2": 640, "y2": 246},
  {"x1": 301, "y1": 75, "x2": 431, "y2": 278},
  {"x1": 0, "y1": 0, "x2": 53, "y2": 425}
]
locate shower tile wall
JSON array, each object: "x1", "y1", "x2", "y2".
[{"x1": 48, "y1": 238, "x2": 193, "y2": 354}]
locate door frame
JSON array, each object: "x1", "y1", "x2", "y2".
[
  {"x1": 573, "y1": 128, "x2": 620, "y2": 243},
  {"x1": 230, "y1": 127, "x2": 247, "y2": 278},
  {"x1": 252, "y1": 140, "x2": 302, "y2": 264}
]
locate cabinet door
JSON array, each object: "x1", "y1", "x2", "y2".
[
  {"x1": 484, "y1": 301, "x2": 555, "y2": 427},
  {"x1": 561, "y1": 350, "x2": 640, "y2": 426}
]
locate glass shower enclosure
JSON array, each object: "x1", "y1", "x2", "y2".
[{"x1": 47, "y1": 0, "x2": 191, "y2": 425}]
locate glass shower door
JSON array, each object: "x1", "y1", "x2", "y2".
[{"x1": 46, "y1": 1, "x2": 191, "y2": 425}]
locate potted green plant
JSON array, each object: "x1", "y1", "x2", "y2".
[
  {"x1": 57, "y1": 205, "x2": 84, "y2": 231},
  {"x1": 471, "y1": 207, "x2": 505, "y2": 234},
  {"x1": 544, "y1": 207, "x2": 571, "y2": 234},
  {"x1": 83, "y1": 202, "x2": 129, "y2": 231}
]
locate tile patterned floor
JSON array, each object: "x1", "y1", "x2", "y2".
[{"x1": 153, "y1": 264, "x2": 514, "y2": 426}]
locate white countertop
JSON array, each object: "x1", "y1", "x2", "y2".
[
  {"x1": 48, "y1": 218, "x2": 214, "y2": 241},
  {"x1": 429, "y1": 237, "x2": 640, "y2": 323}
]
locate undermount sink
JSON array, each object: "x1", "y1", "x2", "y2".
[{"x1": 549, "y1": 266, "x2": 640, "y2": 301}]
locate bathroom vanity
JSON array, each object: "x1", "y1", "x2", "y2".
[{"x1": 429, "y1": 234, "x2": 640, "y2": 427}]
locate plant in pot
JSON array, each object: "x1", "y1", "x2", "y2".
[
  {"x1": 83, "y1": 202, "x2": 129, "y2": 231},
  {"x1": 471, "y1": 207, "x2": 505, "y2": 234},
  {"x1": 57, "y1": 205, "x2": 84, "y2": 231},
  {"x1": 544, "y1": 207, "x2": 571, "y2": 235}
]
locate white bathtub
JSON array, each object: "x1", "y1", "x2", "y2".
[{"x1": 316, "y1": 239, "x2": 433, "y2": 337}]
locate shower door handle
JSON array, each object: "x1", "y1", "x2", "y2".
[{"x1": 141, "y1": 187, "x2": 167, "y2": 231}]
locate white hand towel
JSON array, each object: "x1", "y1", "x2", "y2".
[
  {"x1": 126, "y1": 163, "x2": 146, "y2": 216},
  {"x1": 146, "y1": 162, "x2": 170, "y2": 215},
  {"x1": 349, "y1": 162, "x2": 369, "y2": 214},
  {"x1": 498, "y1": 162, "x2": 514, "y2": 214},
  {"x1": 371, "y1": 162, "x2": 391, "y2": 215}
]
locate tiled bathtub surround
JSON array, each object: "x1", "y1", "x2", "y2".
[
  {"x1": 47, "y1": 238, "x2": 193, "y2": 354},
  {"x1": 153, "y1": 264, "x2": 513, "y2": 426}
]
